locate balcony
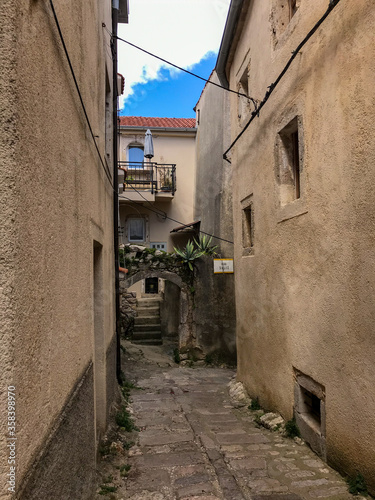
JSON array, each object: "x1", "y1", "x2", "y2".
[{"x1": 118, "y1": 161, "x2": 176, "y2": 202}]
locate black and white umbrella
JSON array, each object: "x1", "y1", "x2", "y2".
[{"x1": 144, "y1": 129, "x2": 154, "y2": 159}]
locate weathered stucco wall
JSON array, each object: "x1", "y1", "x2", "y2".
[
  {"x1": 194, "y1": 72, "x2": 236, "y2": 362},
  {"x1": 226, "y1": 0, "x2": 375, "y2": 490},
  {"x1": 0, "y1": 0, "x2": 117, "y2": 497},
  {"x1": 0, "y1": 1, "x2": 18, "y2": 495}
]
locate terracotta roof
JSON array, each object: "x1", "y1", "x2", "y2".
[{"x1": 119, "y1": 116, "x2": 196, "y2": 129}]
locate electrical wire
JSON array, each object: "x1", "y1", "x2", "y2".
[
  {"x1": 127, "y1": 183, "x2": 168, "y2": 219},
  {"x1": 48, "y1": 0, "x2": 114, "y2": 186},
  {"x1": 106, "y1": 29, "x2": 258, "y2": 108},
  {"x1": 223, "y1": 0, "x2": 343, "y2": 162},
  {"x1": 120, "y1": 193, "x2": 234, "y2": 245}
]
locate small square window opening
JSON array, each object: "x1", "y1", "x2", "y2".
[
  {"x1": 242, "y1": 202, "x2": 254, "y2": 255},
  {"x1": 289, "y1": 0, "x2": 298, "y2": 19},
  {"x1": 277, "y1": 117, "x2": 302, "y2": 205}
]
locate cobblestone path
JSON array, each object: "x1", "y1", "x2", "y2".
[{"x1": 95, "y1": 341, "x2": 358, "y2": 500}]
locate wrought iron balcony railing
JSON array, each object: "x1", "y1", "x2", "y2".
[{"x1": 118, "y1": 161, "x2": 176, "y2": 195}]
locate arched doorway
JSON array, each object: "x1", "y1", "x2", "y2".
[{"x1": 121, "y1": 269, "x2": 195, "y2": 352}]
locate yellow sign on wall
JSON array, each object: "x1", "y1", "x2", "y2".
[{"x1": 214, "y1": 259, "x2": 234, "y2": 274}]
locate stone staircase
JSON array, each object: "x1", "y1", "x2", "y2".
[{"x1": 132, "y1": 297, "x2": 162, "y2": 345}]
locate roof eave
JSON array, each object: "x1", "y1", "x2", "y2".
[
  {"x1": 119, "y1": 125, "x2": 197, "y2": 134},
  {"x1": 215, "y1": 0, "x2": 246, "y2": 88}
]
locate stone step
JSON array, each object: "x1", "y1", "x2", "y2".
[
  {"x1": 132, "y1": 331, "x2": 162, "y2": 340},
  {"x1": 137, "y1": 303, "x2": 159, "y2": 309},
  {"x1": 133, "y1": 324, "x2": 161, "y2": 333},
  {"x1": 136, "y1": 307, "x2": 160, "y2": 317},
  {"x1": 132, "y1": 339, "x2": 163, "y2": 346},
  {"x1": 137, "y1": 299, "x2": 161, "y2": 307},
  {"x1": 134, "y1": 316, "x2": 162, "y2": 325}
]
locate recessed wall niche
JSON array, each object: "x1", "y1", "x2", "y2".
[{"x1": 294, "y1": 369, "x2": 326, "y2": 460}]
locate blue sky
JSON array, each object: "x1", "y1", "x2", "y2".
[
  {"x1": 116, "y1": 0, "x2": 230, "y2": 119},
  {"x1": 120, "y1": 52, "x2": 217, "y2": 118}
]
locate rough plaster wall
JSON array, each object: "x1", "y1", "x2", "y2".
[
  {"x1": 0, "y1": 0, "x2": 116, "y2": 494},
  {"x1": 229, "y1": 0, "x2": 375, "y2": 490},
  {"x1": 0, "y1": 1, "x2": 18, "y2": 495},
  {"x1": 16, "y1": 364, "x2": 96, "y2": 500},
  {"x1": 194, "y1": 72, "x2": 236, "y2": 360},
  {"x1": 160, "y1": 280, "x2": 180, "y2": 338}
]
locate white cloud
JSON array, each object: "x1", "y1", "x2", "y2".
[{"x1": 117, "y1": 0, "x2": 230, "y2": 109}]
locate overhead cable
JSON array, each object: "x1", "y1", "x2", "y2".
[
  {"x1": 120, "y1": 193, "x2": 234, "y2": 245},
  {"x1": 48, "y1": 0, "x2": 113, "y2": 185},
  {"x1": 108, "y1": 31, "x2": 258, "y2": 108},
  {"x1": 223, "y1": 0, "x2": 343, "y2": 162}
]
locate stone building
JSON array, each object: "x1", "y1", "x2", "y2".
[
  {"x1": 0, "y1": 0, "x2": 128, "y2": 498},
  {"x1": 118, "y1": 116, "x2": 197, "y2": 257},
  {"x1": 193, "y1": 71, "x2": 237, "y2": 363},
  {"x1": 118, "y1": 117, "x2": 197, "y2": 342},
  {"x1": 216, "y1": 0, "x2": 375, "y2": 492}
]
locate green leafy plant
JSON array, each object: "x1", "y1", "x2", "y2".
[
  {"x1": 285, "y1": 418, "x2": 301, "y2": 438},
  {"x1": 122, "y1": 440, "x2": 134, "y2": 450},
  {"x1": 160, "y1": 170, "x2": 173, "y2": 190},
  {"x1": 249, "y1": 397, "x2": 261, "y2": 411},
  {"x1": 347, "y1": 473, "x2": 368, "y2": 496},
  {"x1": 205, "y1": 353, "x2": 214, "y2": 365},
  {"x1": 98, "y1": 442, "x2": 112, "y2": 456},
  {"x1": 99, "y1": 484, "x2": 117, "y2": 495},
  {"x1": 174, "y1": 241, "x2": 204, "y2": 271},
  {"x1": 115, "y1": 406, "x2": 138, "y2": 432},
  {"x1": 173, "y1": 348, "x2": 180, "y2": 364},
  {"x1": 120, "y1": 464, "x2": 132, "y2": 477},
  {"x1": 102, "y1": 475, "x2": 113, "y2": 484},
  {"x1": 194, "y1": 234, "x2": 218, "y2": 256},
  {"x1": 254, "y1": 413, "x2": 264, "y2": 426}
]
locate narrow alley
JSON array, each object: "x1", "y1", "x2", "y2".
[{"x1": 95, "y1": 341, "x2": 359, "y2": 500}]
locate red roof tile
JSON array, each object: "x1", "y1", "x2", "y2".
[{"x1": 119, "y1": 116, "x2": 196, "y2": 129}]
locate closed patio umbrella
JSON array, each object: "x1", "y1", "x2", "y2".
[{"x1": 144, "y1": 129, "x2": 154, "y2": 159}]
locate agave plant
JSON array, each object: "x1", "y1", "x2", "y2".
[
  {"x1": 194, "y1": 234, "x2": 218, "y2": 256},
  {"x1": 174, "y1": 241, "x2": 205, "y2": 271}
]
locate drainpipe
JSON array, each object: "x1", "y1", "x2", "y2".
[
  {"x1": 112, "y1": 0, "x2": 122, "y2": 384},
  {"x1": 215, "y1": 0, "x2": 245, "y2": 88}
]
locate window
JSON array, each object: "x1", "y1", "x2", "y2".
[
  {"x1": 145, "y1": 277, "x2": 159, "y2": 294},
  {"x1": 150, "y1": 242, "x2": 167, "y2": 251},
  {"x1": 289, "y1": 0, "x2": 298, "y2": 19},
  {"x1": 243, "y1": 206, "x2": 254, "y2": 248},
  {"x1": 241, "y1": 195, "x2": 254, "y2": 256},
  {"x1": 128, "y1": 145, "x2": 144, "y2": 168},
  {"x1": 128, "y1": 218, "x2": 145, "y2": 242},
  {"x1": 272, "y1": 0, "x2": 300, "y2": 41},
  {"x1": 277, "y1": 117, "x2": 301, "y2": 205},
  {"x1": 294, "y1": 369, "x2": 326, "y2": 460},
  {"x1": 238, "y1": 66, "x2": 251, "y2": 121}
]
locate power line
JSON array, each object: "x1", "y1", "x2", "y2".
[
  {"x1": 120, "y1": 193, "x2": 234, "y2": 245},
  {"x1": 127, "y1": 183, "x2": 168, "y2": 218},
  {"x1": 108, "y1": 30, "x2": 258, "y2": 108},
  {"x1": 48, "y1": 0, "x2": 113, "y2": 186},
  {"x1": 223, "y1": 0, "x2": 343, "y2": 162}
]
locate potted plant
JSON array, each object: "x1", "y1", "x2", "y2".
[{"x1": 160, "y1": 171, "x2": 172, "y2": 191}]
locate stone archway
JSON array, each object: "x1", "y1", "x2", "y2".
[{"x1": 119, "y1": 247, "x2": 196, "y2": 352}]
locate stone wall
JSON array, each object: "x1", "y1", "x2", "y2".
[
  {"x1": 119, "y1": 245, "x2": 196, "y2": 353},
  {"x1": 120, "y1": 291, "x2": 137, "y2": 335},
  {"x1": 193, "y1": 71, "x2": 237, "y2": 363}
]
